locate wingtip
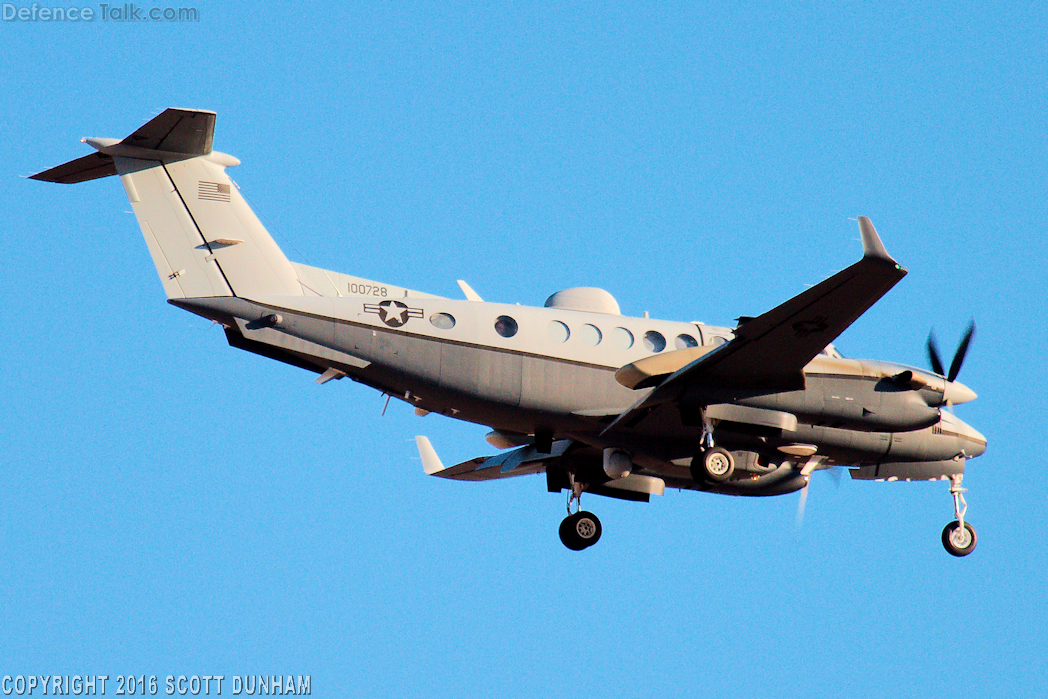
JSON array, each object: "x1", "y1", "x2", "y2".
[
  {"x1": 857, "y1": 216, "x2": 897, "y2": 264},
  {"x1": 415, "y1": 435, "x2": 446, "y2": 475}
]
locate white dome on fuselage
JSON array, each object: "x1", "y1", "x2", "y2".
[{"x1": 544, "y1": 287, "x2": 621, "y2": 315}]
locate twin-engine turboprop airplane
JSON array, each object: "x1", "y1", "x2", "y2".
[{"x1": 32, "y1": 109, "x2": 987, "y2": 556}]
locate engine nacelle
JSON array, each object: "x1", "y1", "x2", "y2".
[{"x1": 603, "y1": 448, "x2": 632, "y2": 479}]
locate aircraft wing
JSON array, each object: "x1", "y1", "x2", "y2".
[
  {"x1": 415, "y1": 437, "x2": 665, "y2": 501},
  {"x1": 604, "y1": 217, "x2": 906, "y2": 434},
  {"x1": 415, "y1": 435, "x2": 571, "y2": 481}
]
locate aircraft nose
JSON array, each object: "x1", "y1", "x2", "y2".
[{"x1": 943, "y1": 379, "x2": 977, "y2": 405}]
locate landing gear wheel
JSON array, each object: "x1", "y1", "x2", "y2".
[
  {"x1": 942, "y1": 521, "x2": 977, "y2": 557},
  {"x1": 559, "y1": 511, "x2": 602, "y2": 550},
  {"x1": 692, "y1": 447, "x2": 735, "y2": 483}
]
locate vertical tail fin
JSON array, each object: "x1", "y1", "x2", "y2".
[{"x1": 31, "y1": 108, "x2": 301, "y2": 300}]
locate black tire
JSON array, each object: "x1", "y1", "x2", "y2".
[
  {"x1": 693, "y1": 447, "x2": 735, "y2": 483},
  {"x1": 942, "y1": 521, "x2": 977, "y2": 557},
  {"x1": 559, "y1": 514, "x2": 586, "y2": 550},
  {"x1": 573, "y1": 511, "x2": 602, "y2": 548},
  {"x1": 559, "y1": 511, "x2": 602, "y2": 550}
]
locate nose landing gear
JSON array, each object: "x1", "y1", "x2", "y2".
[
  {"x1": 942, "y1": 473, "x2": 977, "y2": 557},
  {"x1": 559, "y1": 482, "x2": 602, "y2": 550}
]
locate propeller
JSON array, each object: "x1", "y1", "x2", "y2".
[
  {"x1": 795, "y1": 464, "x2": 844, "y2": 529},
  {"x1": 927, "y1": 320, "x2": 976, "y2": 382},
  {"x1": 796, "y1": 482, "x2": 809, "y2": 529}
]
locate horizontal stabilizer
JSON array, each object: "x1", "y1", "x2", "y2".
[
  {"x1": 30, "y1": 108, "x2": 217, "y2": 184},
  {"x1": 29, "y1": 151, "x2": 116, "y2": 184},
  {"x1": 123, "y1": 108, "x2": 215, "y2": 155}
]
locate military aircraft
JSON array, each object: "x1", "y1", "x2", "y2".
[{"x1": 32, "y1": 108, "x2": 987, "y2": 556}]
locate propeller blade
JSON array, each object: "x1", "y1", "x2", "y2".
[
  {"x1": 927, "y1": 331, "x2": 945, "y2": 377},
  {"x1": 796, "y1": 482, "x2": 809, "y2": 529},
  {"x1": 827, "y1": 466, "x2": 844, "y2": 489},
  {"x1": 947, "y1": 321, "x2": 976, "y2": 382}
]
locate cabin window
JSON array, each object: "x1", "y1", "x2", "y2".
[
  {"x1": 611, "y1": 327, "x2": 634, "y2": 349},
  {"x1": 579, "y1": 323, "x2": 602, "y2": 346},
  {"x1": 643, "y1": 331, "x2": 666, "y2": 353},
  {"x1": 430, "y1": 313, "x2": 456, "y2": 330},
  {"x1": 675, "y1": 333, "x2": 698, "y2": 349},
  {"x1": 548, "y1": 320, "x2": 570, "y2": 343},
  {"x1": 494, "y1": 315, "x2": 518, "y2": 338}
]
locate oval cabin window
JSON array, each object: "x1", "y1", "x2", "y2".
[
  {"x1": 611, "y1": 327, "x2": 634, "y2": 350},
  {"x1": 430, "y1": 313, "x2": 456, "y2": 330},
  {"x1": 548, "y1": 320, "x2": 570, "y2": 343},
  {"x1": 643, "y1": 331, "x2": 666, "y2": 353},
  {"x1": 494, "y1": 315, "x2": 518, "y2": 338},
  {"x1": 675, "y1": 333, "x2": 698, "y2": 349},
  {"x1": 579, "y1": 324, "x2": 602, "y2": 346}
]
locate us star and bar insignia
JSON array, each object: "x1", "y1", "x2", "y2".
[{"x1": 365, "y1": 300, "x2": 423, "y2": 328}]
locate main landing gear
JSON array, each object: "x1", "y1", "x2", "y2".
[
  {"x1": 691, "y1": 446, "x2": 735, "y2": 483},
  {"x1": 689, "y1": 411, "x2": 735, "y2": 484},
  {"x1": 559, "y1": 482, "x2": 602, "y2": 550},
  {"x1": 942, "y1": 473, "x2": 977, "y2": 557}
]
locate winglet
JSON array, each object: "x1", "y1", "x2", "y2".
[
  {"x1": 858, "y1": 216, "x2": 897, "y2": 264},
  {"x1": 415, "y1": 436, "x2": 446, "y2": 475},
  {"x1": 456, "y1": 280, "x2": 484, "y2": 302}
]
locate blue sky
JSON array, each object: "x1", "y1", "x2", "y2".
[{"x1": 1, "y1": 2, "x2": 1046, "y2": 697}]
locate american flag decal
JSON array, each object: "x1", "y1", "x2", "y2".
[{"x1": 198, "y1": 181, "x2": 231, "y2": 202}]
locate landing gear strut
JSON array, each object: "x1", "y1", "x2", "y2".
[
  {"x1": 559, "y1": 481, "x2": 602, "y2": 550},
  {"x1": 690, "y1": 411, "x2": 735, "y2": 484},
  {"x1": 942, "y1": 473, "x2": 977, "y2": 557}
]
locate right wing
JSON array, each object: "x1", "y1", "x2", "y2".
[{"x1": 604, "y1": 217, "x2": 907, "y2": 435}]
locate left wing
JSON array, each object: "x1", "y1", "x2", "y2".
[
  {"x1": 415, "y1": 435, "x2": 571, "y2": 481},
  {"x1": 415, "y1": 437, "x2": 665, "y2": 501},
  {"x1": 604, "y1": 217, "x2": 906, "y2": 434}
]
